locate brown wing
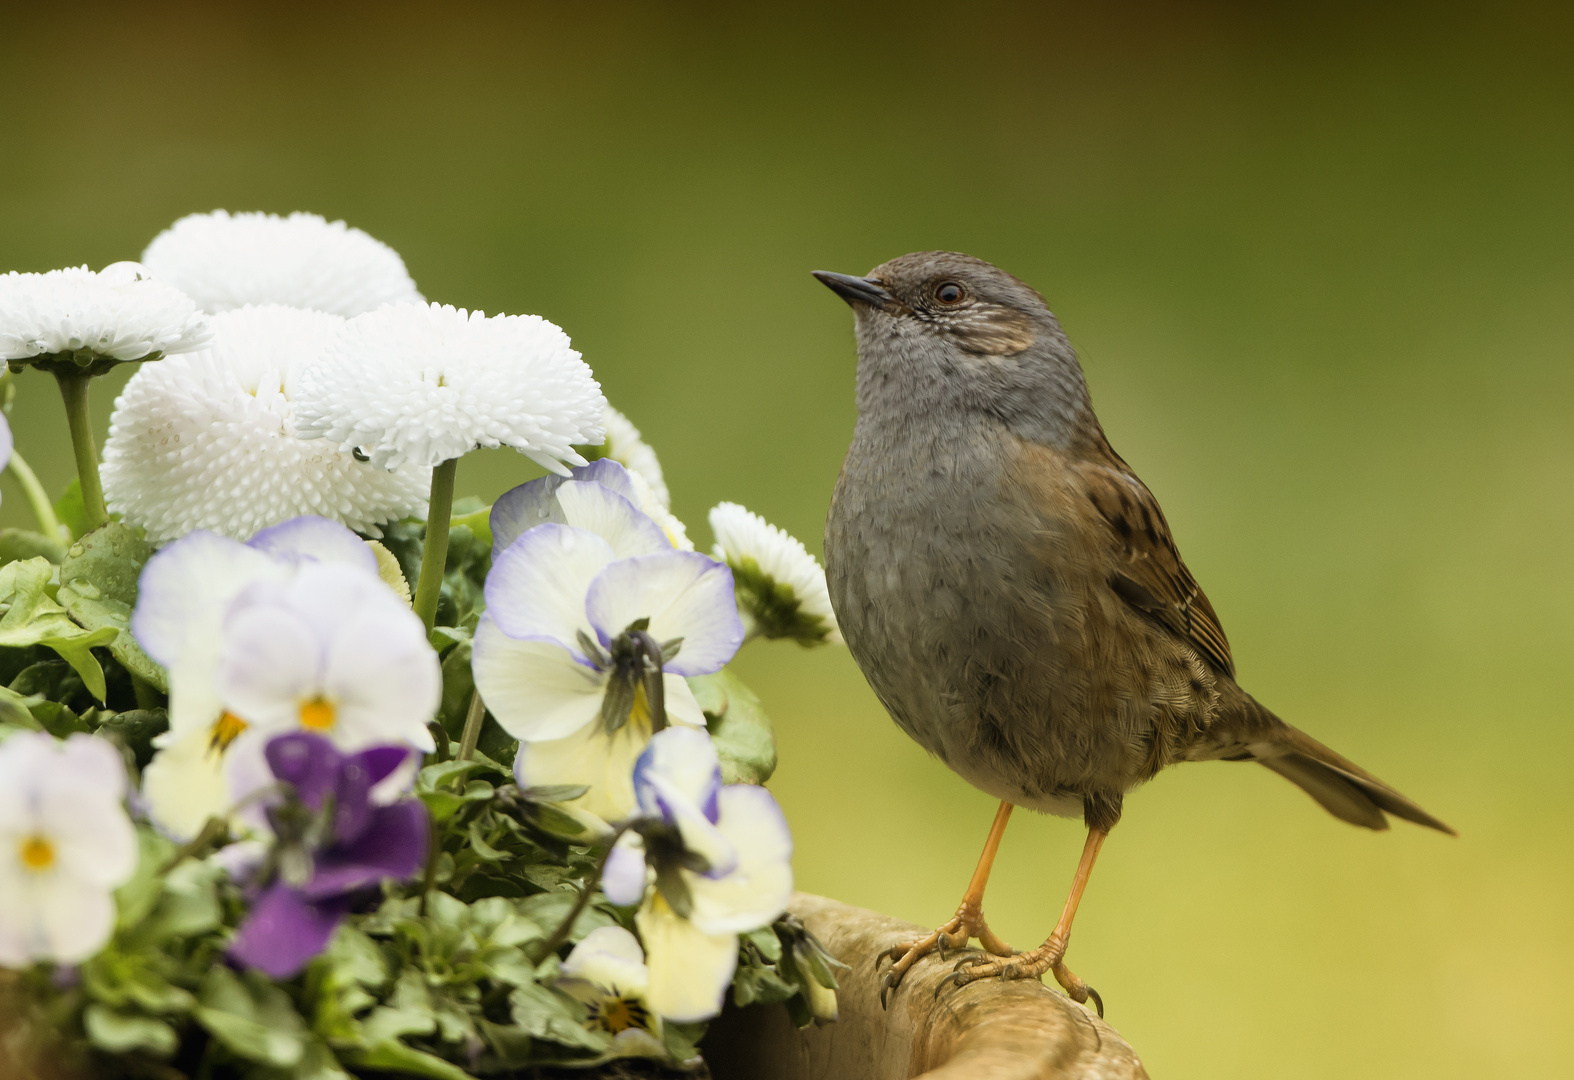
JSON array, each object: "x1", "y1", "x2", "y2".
[{"x1": 1075, "y1": 440, "x2": 1234, "y2": 676}]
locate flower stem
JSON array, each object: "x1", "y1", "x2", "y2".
[
  {"x1": 532, "y1": 823, "x2": 632, "y2": 963},
  {"x1": 4, "y1": 447, "x2": 65, "y2": 542},
  {"x1": 456, "y1": 689, "x2": 486, "y2": 761},
  {"x1": 53, "y1": 371, "x2": 108, "y2": 531},
  {"x1": 411, "y1": 457, "x2": 457, "y2": 631}
]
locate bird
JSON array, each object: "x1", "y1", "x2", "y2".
[{"x1": 814, "y1": 252, "x2": 1453, "y2": 1016}]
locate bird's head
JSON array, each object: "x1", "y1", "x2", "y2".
[{"x1": 813, "y1": 252, "x2": 1092, "y2": 446}]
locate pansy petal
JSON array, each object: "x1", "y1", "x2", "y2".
[
  {"x1": 473, "y1": 618, "x2": 605, "y2": 742},
  {"x1": 513, "y1": 719, "x2": 651, "y2": 823},
  {"x1": 485, "y1": 523, "x2": 614, "y2": 659},
  {"x1": 663, "y1": 674, "x2": 708, "y2": 731},
  {"x1": 229, "y1": 882, "x2": 350, "y2": 979},
  {"x1": 687, "y1": 785, "x2": 794, "y2": 936},
  {"x1": 636, "y1": 895, "x2": 738, "y2": 1023},
  {"x1": 585, "y1": 552, "x2": 743, "y2": 676},
  {"x1": 632, "y1": 727, "x2": 721, "y2": 818},
  {"x1": 491, "y1": 460, "x2": 644, "y2": 559},
  {"x1": 217, "y1": 605, "x2": 321, "y2": 729},
  {"x1": 561, "y1": 924, "x2": 649, "y2": 996},
  {"x1": 56, "y1": 733, "x2": 129, "y2": 801},
  {"x1": 265, "y1": 732, "x2": 343, "y2": 810},
  {"x1": 27, "y1": 870, "x2": 119, "y2": 965},
  {"x1": 323, "y1": 602, "x2": 441, "y2": 750},
  {"x1": 303, "y1": 801, "x2": 428, "y2": 897},
  {"x1": 246, "y1": 515, "x2": 379, "y2": 574},
  {"x1": 142, "y1": 725, "x2": 235, "y2": 840},
  {"x1": 601, "y1": 838, "x2": 649, "y2": 908},
  {"x1": 132, "y1": 530, "x2": 279, "y2": 667},
  {"x1": 555, "y1": 481, "x2": 671, "y2": 559}
]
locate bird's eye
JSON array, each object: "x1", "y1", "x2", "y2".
[{"x1": 935, "y1": 282, "x2": 965, "y2": 304}]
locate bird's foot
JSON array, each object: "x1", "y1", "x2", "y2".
[
  {"x1": 936, "y1": 933, "x2": 1104, "y2": 1018},
  {"x1": 875, "y1": 897, "x2": 1013, "y2": 1008}
]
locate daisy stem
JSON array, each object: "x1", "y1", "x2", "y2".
[
  {"x1": 53, "y1": 371, "x2": 108, "y2": 531},
  {"x1": 456, "y1": 689, "x2": 486, "y2": 761},
  {"x1": 412, "y1": 457, "x2": 458, "y2": 631},
  {"x1": 4, "y1": 447, "x2": 65, "y2": 542}
]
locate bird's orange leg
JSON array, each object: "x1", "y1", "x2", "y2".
[
  {"x1": 878, "y1": 800, "x2": 1016, "y2": 1005},
  {"x1": 939, "y1": 826, "x2": 1108, "y2": 1017}
]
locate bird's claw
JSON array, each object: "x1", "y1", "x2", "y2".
[{"x1": 929, "y1": 940, "x2": 1105, "y2": 1018}]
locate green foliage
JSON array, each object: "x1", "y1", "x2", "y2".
[
  {"x1": 0, "y1": 556, "x2": 117, "y2": 701},
  {"x1": 690, "y1": 668, "x2": 777, "y2": 784},
  {"x1": 0, "y1": 528, "x2": 68, "y2": 567},
  {"x1": 56, "y1": 522, "x2": 167, "y2": 692},
  {"x1": 381, "y1": 515, "x2": 491, "y2": 632},
  {"x1": 53, "y1": 478, "x2": 91, "y2": 542}
]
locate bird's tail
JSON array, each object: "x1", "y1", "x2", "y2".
[{"x1": 1201, "y1": 687, "x2": 1456, "y2": 835}]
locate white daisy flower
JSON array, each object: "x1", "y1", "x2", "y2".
[
  {"x1": 101, "y1": 304, "x2": 430, "y2": 544},
  {"x1": 708, "y1": 502, "x2": 840, "y2": 646},
  {"x1": 142, "y1": 210, "x2": 423, "y2": 317},
  {"x1": 0, "y1": 262, "x2": 209, "y2": 375},
  {"x1": 292, "y1": 302, "x2": 606, "y2": 474},
  {"x1": 0, "y1": 732, "x2": 138, "y2": 968},
  {"x1": 599, "y1": 405, "x2": 670, "y2": 509}
]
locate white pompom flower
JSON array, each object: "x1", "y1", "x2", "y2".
[
  {"x1": 142, "y1": 210, "x2": 423, "y2": 317},
  {"x1": 0, "y1": 732, "x2": 138, "y2": 968},
  {"x1": 708, "y1": 502, "x2": 840, "y2": 646},
  {"x1": 0, "y1": 262, "x2": 209, "y2": 375},
  {"x1": 101, "y1": 304, "x2": 430, "y2": 543},
  {"x1": 292, "y1": 303, "x2": 606, "y2": 474}
]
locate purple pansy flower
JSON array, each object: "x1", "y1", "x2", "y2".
[{"x1": 228, "y1": 732, "x2": 427, "y2": 979}]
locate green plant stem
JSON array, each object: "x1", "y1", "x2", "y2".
[
  {"x1": 4, "y1": 447, "x2": 65, "y2": 541},
  {"x1": 456, "y1": 689, "x2": 486, "y2": 761},
  {"x1": 411, "y1": 457, "x2": 457, "y2": 631},
  {"x1": 532, "y1": 823, "x2": 632, "y2": 963},
  {"x1": 53, "y1": 371, "x2": 108, "y2": 531}
]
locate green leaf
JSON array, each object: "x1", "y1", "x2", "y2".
[
  {"x1": 0, "y1": 557, "x2": 117, "y2": 701},
  {"x1": 195, "y1": 966, "x2": 309, "y2": 1068},
  {"x1": 114, "y1": 827, "x2": 174, "y2": 931},
  {"x1": 744, "y1": 924, "x2": 783, "y2": 963},
  {"x1": 0, "y1": 684, "x2": 44, "y2": 729},
  {"x1": 54, "y1": 478, "x2": 89, "y2": 541},
  {"x1": 56, "y1": 522, "x2": 167, "y2": 692},
  {"x1": 83, "y1": 1003, "x2": 178, "y2": 1056},
  {"x1": 690, "y1": 668, "x2": 777, "y2": 784},
  {"x1": 341, "y1": 1040, "x2": 477, "y2": 1080},
  {"x1": 0, "y1": 528, "x2": 67, "y2": 567},
  {"x1": 507, "y1": 980, "x2": 609, "y2": 1052},
  {"x1": 449, "y1": 504, "x2": 493, "y2": 552}
]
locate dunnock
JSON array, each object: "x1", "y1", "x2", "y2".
[{"x1": 816, "y1": 252, "x2": 1452, "y2": 1015}]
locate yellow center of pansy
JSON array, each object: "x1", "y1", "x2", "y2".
[
  {"x1": 19, "y1": 834, "x2": 55, "y2": 872},
  {"x1": 298, "y1": 697, "x2": 337, "y2": 731},
  {"x1": 628, "y1": 683, "x2": 654, "y2": 732},
  {"x1": 208, "y1": 711, "x2": 250, "y2": 755},
  {"x1": 590, "y1": 994, "x2": 652, "y2": 1035}
]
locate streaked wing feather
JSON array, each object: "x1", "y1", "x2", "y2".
[{"x1": 1076, "y1": 444, "x2": 1234, "y2": 676}]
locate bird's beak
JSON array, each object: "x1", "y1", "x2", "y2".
[{"x1": 812, "y1": 270, "x2": 898, "y2": 311}]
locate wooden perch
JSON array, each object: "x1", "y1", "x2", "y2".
[{"x1": 704, "y1": 893, "x2": 1149, "y2": 1080}]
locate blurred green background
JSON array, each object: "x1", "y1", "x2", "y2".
[{"x1": 4, "y1": 2, "x2": 1571, "y2": 1075}]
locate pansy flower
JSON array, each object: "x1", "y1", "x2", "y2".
[
  {"x1": 0, "y1": 733, "x2": 138, "y2": 967},
  {"x1": 556, "y1": 925, "x2": 664, "y2": 1056},
  {"x1": 134, "y1": 516, "x2": 436, "y2": 838},
  {"x1": 601, "y1": 727, "x2": 793, "y2": 1022},
  {"x1": 474, "y1": 467, "x2": 742, "y2": 823},
  {"x1": 228, "y1": 733, "x2": 427, "y2": 979}
]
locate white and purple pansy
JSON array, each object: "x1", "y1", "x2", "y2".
[
  {"x1": 133, "y1": 516, "x2": 436, "y2": 839},
  {"x1": 473, "y1": 471, "x2": 743, "y2": 824},
  {"x1": 602, "y1": 727, "x2": 793, "y2": 1023}
]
